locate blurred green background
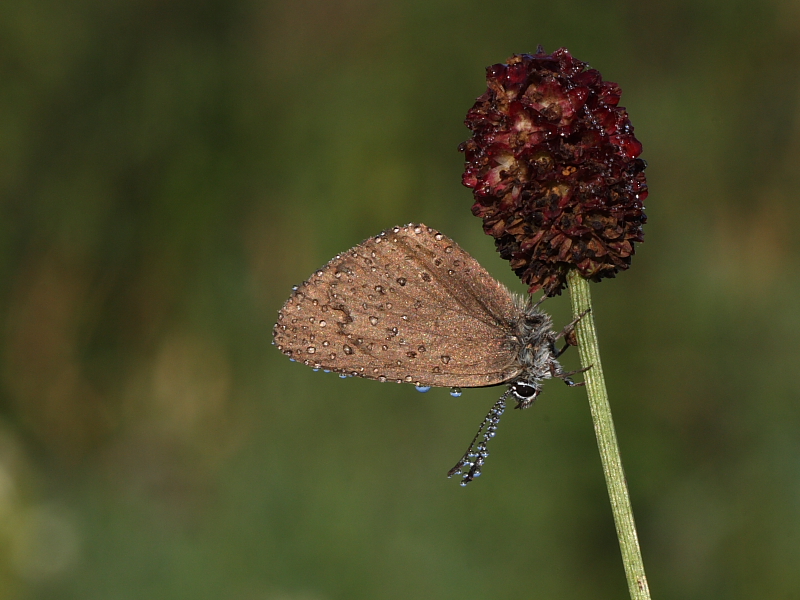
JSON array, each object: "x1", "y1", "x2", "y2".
[{"x1": 2, "y1": 0, "x2": 800, "y2": 598}]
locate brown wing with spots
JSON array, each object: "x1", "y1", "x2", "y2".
[{"x1": 273, "y1": 224, "x2": 525, "y2": 388}]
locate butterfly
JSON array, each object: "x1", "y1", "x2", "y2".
[{"x1": 273, "y1": 224, "x2": 587, "y2": 484}]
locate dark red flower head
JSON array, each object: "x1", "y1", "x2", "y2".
[{"x1": 460, "y1": 48, "x2": 647, "y2": 295}]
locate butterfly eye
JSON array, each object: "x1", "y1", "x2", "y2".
[{"x1": 511, "y1": 382, "x2": 537, "y2": 401}]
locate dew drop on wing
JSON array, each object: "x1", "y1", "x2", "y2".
[
  {"x1": 415, "y1": 386, "x2": 431, "y2": 393},
  {"x1": 450, "y1": 387, "x2": 462, "y2": 397}
]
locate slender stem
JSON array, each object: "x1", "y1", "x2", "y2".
[{"x1": 566, "y1": 270, "x2": 651, "y2": 600}]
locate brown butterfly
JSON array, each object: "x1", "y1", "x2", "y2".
[{"x1": 273, "y1": 224, "x2": 587, "y2": 484}]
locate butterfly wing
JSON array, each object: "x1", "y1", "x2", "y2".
[{"x1": 273, "y1": 224, "x2": 524, "y2": 388}]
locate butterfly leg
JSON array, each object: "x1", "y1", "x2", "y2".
[
  {"x1": 554, "y1": 308, "x2": 591, "y2": 348},
  {"x1": 557, "y1": 365, "x2": 592, "y2": 386},
  {"x1": 555, "y1": 342, "x2": 571, "y2": 358}
]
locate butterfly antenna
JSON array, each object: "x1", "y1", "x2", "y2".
[{"x1": 447, "y1": 393, "x2": 508, "y2": 486}]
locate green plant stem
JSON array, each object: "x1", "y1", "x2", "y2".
[{"x1": 566, "y1": 269, "x2": 651, "y2": 600}]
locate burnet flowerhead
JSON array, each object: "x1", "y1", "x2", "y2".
[{"x1": 460, "y1": 47, "x2": 648, "y2": 295}]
